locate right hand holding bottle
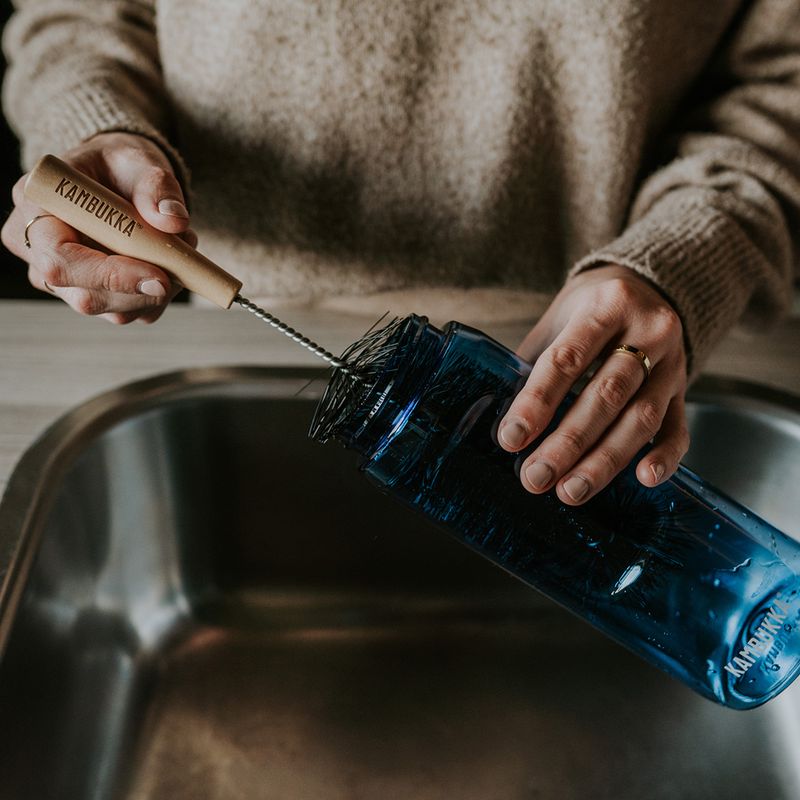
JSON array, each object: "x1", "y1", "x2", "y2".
[{"x1": 1, "y1": 131, "x2": 196, "y2": 324}]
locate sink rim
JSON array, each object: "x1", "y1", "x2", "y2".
[{"x1": 1, "y1": 365, "x2": 799, "y2": 661}]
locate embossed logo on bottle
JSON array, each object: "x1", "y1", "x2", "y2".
[
  {"x1": 53, "y1": 178, "x2": 137, "y2": 237},
  {"x1": 724, "y1": 597, "x2": 795, "y2": 678}
]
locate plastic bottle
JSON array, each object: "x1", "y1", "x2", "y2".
[{"x1": 309, "y1": 314, "x2": 800, "y2": 709}]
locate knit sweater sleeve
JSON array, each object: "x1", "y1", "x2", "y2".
[
  {"x1": 1, "y1": 0, "x2": 188, "y2": 188},
  {"x1": 568, "y1": 1, "x2": 800, "y2": 379}
]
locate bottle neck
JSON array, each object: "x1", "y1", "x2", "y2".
[{"x1": 308, "y1": 314, "x2": 449, "y2": 458}]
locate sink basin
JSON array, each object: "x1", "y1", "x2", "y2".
[{"x1": 1, "y1": 367, "x2": 799, "y2": 799}]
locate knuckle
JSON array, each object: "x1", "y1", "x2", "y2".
[
  {"x1": 519, "y1": 382, "x2": 552, "y2": 410},
  {"x1": 549, "y1": 342, "x2": 586, "y2": 377},
  {"x1": 104, "y1": 142, "x2": 141, "y2": 171},
  {"x1": 59, "y1": 241, "x2": 83, "y2": 259},
  {"x1": 595, "y1": 373, "x2": 633, "y2": 409},
  {"x1": 11, "y1": 176, "x2": 26, "y2": 206},
  {"x1": 27, "y1": 265, "x2": 45, "y2": 291},
  {"x1": 652, "y1": 305, "x2": 682, "y2": 340},
  {"x1": 37, "y1": 255, "x2": 67, "y2": 287},
  {"x1": 118, "y1": 141, "x2": 149, "y2": 161},
  {"x1": 73, "y1": 290, "x2": 103, "y2": 316},
  {"x1": 99, "y1": 264, "x2": 126, "y2": 294},
  {"x1": 636, "y1": 399, "x2": 663, "y2": 436},
  {"x1": 595, "y1": 444, "x2": 623, "y2": 474},
  {"x1": 555, "y1": 427, "x2": 586, "y2": 457},
  {"x1": 601, "y1": 276, "x2": 636, "y2": 307},
  {"x1": 585, "y1": 305, "x2": 619, "y2": 331},
  {"x1": 105, "y1": 312, "x2": 135, "y2": 325},
  {"x1": 146, "y1": 165, "x2": 171, "y2": 186}
]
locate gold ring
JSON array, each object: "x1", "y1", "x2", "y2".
[
  {"x1": 612, "y1": 344, "x2": 652, "y2": 382},
  {"x1": 23, "y1": 213, "x2": 54, "y2": 249}
]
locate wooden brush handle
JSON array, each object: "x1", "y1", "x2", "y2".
[{"x1": 24, "y1": 154, "x2": 243, "y2": 309}]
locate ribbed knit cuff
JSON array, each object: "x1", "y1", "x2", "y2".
[
  {"x1": 20, "y1": 77, "x2": 190, "y2": 197},
  {"x1": 567, "y1": 190, "x2": 779, "y2": 381}
]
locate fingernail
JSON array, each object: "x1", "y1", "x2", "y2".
[
  {"x1": 139, "y1": 279, "x2": 166, "y2": 297},
  {"x1": 650, "y1": 463, "x2": 664, "y2": 483},
  {"x1": 524, "y1": 461, "x2": 553, "y2": 490},
  {"x1": 158, "y1": 199, "x2": 189, "y2": 219},
  {"x1": 499, "y1": 420, "x2": 528, "y2": 450},
  {"x1": 563, "y1": 475, "x2": 590, "y2": 502}
]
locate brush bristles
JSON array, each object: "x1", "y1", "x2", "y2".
[{"x1": 308, "y1": 314, "x2": 409, "y2": 443}]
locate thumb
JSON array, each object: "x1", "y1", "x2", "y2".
[{"x1": 129, "y1": 163, "x2": 190, "y2": 235}]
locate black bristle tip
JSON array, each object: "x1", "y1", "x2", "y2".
[{"x1": 308, "y1": 314, "x2": 409, "y2": 444}]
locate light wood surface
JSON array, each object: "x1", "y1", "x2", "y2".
[
  {"x1": 0, "y1": 300, "x2": 799, "y2": 499},
  {"x1": 24, "y1": 155, "x2": 243, "y2": 308}
]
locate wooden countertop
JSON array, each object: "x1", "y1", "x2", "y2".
[{"x1": 1, "y1": 299, "x2": 799, "y2": 498}]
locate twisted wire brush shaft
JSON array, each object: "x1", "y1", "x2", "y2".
[{"x1": 235, "y1": 295, "x2": 353, "y2": 373}]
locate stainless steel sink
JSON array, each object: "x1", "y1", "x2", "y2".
[{"x1": 1, "y1": 367, "x2": 799, "y2": 800}]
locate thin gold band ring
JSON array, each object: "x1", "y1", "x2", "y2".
[
  {"x1": 23, "y1": 213, "x2": 54, "y2": 249},
  {"x1": 24, "y1": 214, "x2": 57, "y2": 293},
  {"x1": 612, "y1": 344, "x2": 652, "y2": 382}
]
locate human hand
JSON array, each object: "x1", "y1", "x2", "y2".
[
  {"x1": 497, "y1": 264, "x2": 690, "y2": 505},
  {"x1": 1, "y1": 131, "x2": 196, "y2": 324}
]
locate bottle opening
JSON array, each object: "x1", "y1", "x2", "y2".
[{"x1": 308, "y1": 314, "x2": 425, "y2": 446}]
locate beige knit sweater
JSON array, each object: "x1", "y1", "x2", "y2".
[{"x1": 3, "y1": 1, "x2": 800, "y2": 375}]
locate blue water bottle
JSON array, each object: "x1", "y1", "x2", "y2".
[{"x1": 309, "y1": 314, "x2": 800, "y2": 709}]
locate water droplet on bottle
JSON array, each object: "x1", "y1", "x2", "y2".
[
  {"x1": 732, "y1": 558, "x2": 752, "y2": 573},
  {"x1": 706, "y1": 659, "x2": 717, "y2": 674},
  {"x1": 713, "y1": 578, "x2": 721, "y2": 587},
  {"x1": 708, "y1": 609, "x2": 717, "y2": 621},
  {"x1": 771, "y1": 664, "x2": 781, "y2": 671},
  {"x1": 714, "y1": 523, "x2": 720, "y2": 530}
]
